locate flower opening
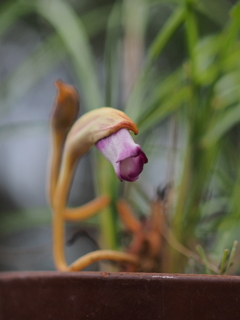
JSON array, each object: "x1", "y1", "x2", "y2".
[{"x1": 96, "y1": 128, "x2": 148, "y2": 182}]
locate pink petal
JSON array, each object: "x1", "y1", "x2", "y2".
[{"x1": 96, "y1": 128, "x2": 148, "y2": 182}]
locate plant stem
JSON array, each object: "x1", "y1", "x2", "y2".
[
  {"x1": 97, "y1": 154, "x2": 118, "y2": 250},
  {"x1": 225, "y1": 241, "x2": 238, "y2": 274},
  {"x1": 196, "y1": 245, "x2": 211, "y2": 274},
  {"x1": 219, "y1": 249, "x2": 229, "y2": 275}
]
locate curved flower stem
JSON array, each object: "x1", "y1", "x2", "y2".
[
  {"x1": 117, "y1": 199, "x2": 141, "y2": 233},
  {"x1": 52, "y1": 151, "x2": 111, "y2": 271},
  {"x1": 49, "y1": 80, "x2": 79, "y2": 206},
  {"x1": 51, "y1": 148, "x2": 138, "y2": 272},
  {"x1": 52, "y1": 153, "x2": 74, "y2": 271},
  {"x1": 68, "y1": 250, "x2": 139, "y2": 272},
  {"x1": 49, "y1": 131, "x2": 66, "y2": 207},
  {"x1": 52, "y1": 157, "x2": 137, "y2": 271},
  {"x1": 64, "y1": 195, "x2": 110, "y2": 221}
]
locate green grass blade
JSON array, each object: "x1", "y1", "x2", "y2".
[
  {"x1": 0, "y1": 5, "x2": 111, "y2": 117},
  {"x1": 222, "y1": 2, "x2": 240, "y2": 56},
  {"x1": 137, "y1": 67, "x2": 183, "y2": 121},
  {"x1": 185, "y1": 0, "x2": 198, "y2": 84},
  {"x1": 125, "y1": 5, "x2": 186, "y2": 121},
  {"x1": 104, "y1": 2, "x2": 122, "y2": 108},
  {"x1": 81, "y1": 5, "x2": 112, "y2": 38},
  {"x1": 225, "y1": 240, "x2": 238, "y2": 274},
  {"x1": 147, "y1": 5, "x2": 186, "y2": 62},
  {"x1": 36, "y1": 0, "x2": 102, "y2": 111},
  {"x1": 138, "y1": 86, "x2": 190, "y2": 134},
  {"x1": 0, "y1": 35, "x2": 65, "y2": 117},
  {"x1": 196, "y1": 244, "x2": 212, "y2": 274},
  {"x1": 202, "y1": 103, "x2": 240, "y2": 147},
  {"x1": 197, "y1": 0, "x2": 231, "y2": 27},
  {"x1": 0, "y1": 1, "x2": 32, "y2": 38},
  {"x1": 219, "y1": 249, "x2": 229, "y2": 275}
]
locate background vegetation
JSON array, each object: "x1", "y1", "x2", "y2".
[{"x1": 1, "y1": 0, "x2": 240, "y2": 274}]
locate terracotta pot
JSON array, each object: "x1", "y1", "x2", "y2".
[{"x1": 0, "y1": 271, "x2": 240, "y2": 319}]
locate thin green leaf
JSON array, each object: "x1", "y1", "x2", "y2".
[
  {"x1": 227, "y1": 2, "x2": 240, "y2": 46},
  {"x1": 214, "y1": 71, "x2": 240, "y2": 109},
  {"x1": 125, "y1": 5, "x2": 186, "y2": 121},
  {"x1": 0, "y1": 5, "x2": 111, "y2": 117},
  {"x1": 225, "y1": 240, "x2": 238, "y2": 274},
  {"x1": 97, "y1": 154, "x2": 119, "y2": 250},
  {"x1": 185, "y1": 0, "x2": 198, "y2": 83},
  {"x1": 220, "y1": 2, "x2": 240, "y2": 60},
  {"x1": 139, "y1": 67, "x2": 183, "y2": 119},
  {"x1": 219, "y1": 249, "x2": 229, "y2": 275},
  {"x1": 104, "y1": 2, "x2": 122, "y2": 108},
  {"x1": 81, "y1": 5, "x2": 112, "y2": 38},
  {"x1": 0, "y1": 1, "x2": 32, "y2": 38},
  {"x1": 138, "y1": 86, "x2": 190, "y2": 134},
  {"x1": 147, "y1": 5, "x2": 186, "y2": 62},
  {"x1": 202, "y1": 103, "x2": 240, "y2": 147},
  {"x1": 0, "y1": 35, "x2": 65, "y2": 117},
  {"x1": 196, "y1": 244, "x2": 212, "y2": 274},
  {"x1": 36, "y1": 0, "x2": 102, "y2": 111},
  {"x1": 194, "y1": 35, "x2": 221, "y2": 85},
  {"x1": 197, "y1": 0, "x2": 232, "y2": 27}
]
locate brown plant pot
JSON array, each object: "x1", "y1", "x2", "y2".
[{"x1": 0, "y1": 271, "x2": 240, "y2": 320}]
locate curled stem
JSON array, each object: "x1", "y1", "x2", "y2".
[
  {"x1": 65, "y1": 195, "x2": 110, "y2": 221},
  {"x1": 68, "y1": 250, "x2": 139, "y2": 272}
]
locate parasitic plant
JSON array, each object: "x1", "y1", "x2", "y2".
[{"x1": 48, "y1": 80, "x2": 147, "y2": 271}]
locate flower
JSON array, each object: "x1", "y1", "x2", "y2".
[
  {"x1": 50, "y1": 81, "x2": 147, "y2": 272},
  {"x1": 65, "y1": 107, "x2": 139, "y2": 161},
  {"x1": 96, "y1": 128, "x2": 148, "y2": 182},
  {"x1": 52, "y1": 81, "x2": 147, "y2": 182}
]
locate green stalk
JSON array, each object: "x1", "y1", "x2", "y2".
[
  {"x1": 219, "y1": 249, "x2": 229, "y2": 275},
  {"x1": 196, "y1": 245, "x2": 212, "y2": 274},
  {"x1": 225, "y1": 241, "x2": 238, "y2": 274},
  {"x1": 93, "y1": 153, "x2": 118, "y2": 250},
  {"x1": 184, "y1": 0, "x2": 198, "y2": 85},
  {"x1": 36, "y1": 0, "x2": 102, "y2": 111},
  {"x1": 166, "y1": 134, "x2": 192, "y2": 273},
  {"x1": 125, "y1": 5, "x2": 186, "y2": 121},
  {"x1": 0, "y1": 1, "x2": 33, "y2": 38},
  {"x1": 147, "y1": 6, "x2": 186, "y2": 62},
  {"x1": 166, "y1": 0, "x2": 201, "y2": 273}
]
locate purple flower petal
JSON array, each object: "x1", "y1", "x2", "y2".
[{"x1": 96, "y1": 128, "x2": 148, "y2": 182}]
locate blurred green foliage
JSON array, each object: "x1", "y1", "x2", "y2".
[{"x1": 1, "y1": 0, "x2": 240, "y2": 274}]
